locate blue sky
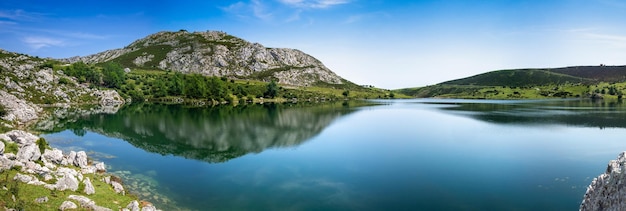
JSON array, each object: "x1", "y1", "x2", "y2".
[{"x1": 1, "y1": 0, "x2": 626, "y2": 89}]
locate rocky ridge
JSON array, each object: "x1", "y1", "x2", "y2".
[
  {"x1": 0, "y1": 130, "x2": 159, "y2": 210},
  {"x1": 580, "y1": 151, "x2": 626, "y2": 210},
  {"x1": 63, "y1": 30, "x2": 346, "y2": 87},
  {"x1": 0, "y1": 49, "x2": 125, "y2": 126}
]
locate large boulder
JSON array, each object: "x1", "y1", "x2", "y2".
[
  {"x1": 93, "y1": 90, "x2": 125, "y2": 107},
  {"x1": 0, "y1": 91, "x2": 42, "y2": 124},
  {"x1": 581, "y1": 151, "x2": 626, "y2": 210},
  {"x1": 59, "y1": 201, "x2": 78, "y2": 210},
  {"x1": 56, "y1": 172, "x2": 79, "y2": 191},
  {"x1": 5, "y1": 130, "x2": 39, "y2": 146},
  {"x1": 84, "y1": 177, "x2": 95, "y2": 195},
  {"x1": 74, "y1": 151, "x2": 89, "y2": 168},
  {"x1": 42, "y1": 148, "x2": 64, "y2": 164},
  {"x1": 16, "y1": 143, "x2": 41, "y2": 161}
]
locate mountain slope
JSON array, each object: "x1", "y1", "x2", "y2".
[
  {"x1": 441, "y1": 66, "x2": 626, "y2": 86},
  {"x1": 64, "y1": 30, "x2": 346, "y2": 87}
]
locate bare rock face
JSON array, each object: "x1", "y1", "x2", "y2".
[
  {"x1": 65, "y1": 30, "x2": 347, "y2": 87},
  {"x1": 84, "y1": 177, "x2": 96, "y2": 195},
  {"x1": 74, "y1": 151, "x2": 89, "y2": 168},
  {"x1": 92, "y1": 90, "x2": 125, "y2": 107},
  {"x1": 16, "y1": 144, "x2": 41, "y2": 162},
  {"x1": 0, "y1": 90, "x2": 42, "y2": 124},
  {"x1": 580, "y1": 151, "x2": 626, "y2": 210}
]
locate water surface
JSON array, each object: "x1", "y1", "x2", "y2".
[{"x1": 38, "y1": 99, "x2": 626, "y2": 210}]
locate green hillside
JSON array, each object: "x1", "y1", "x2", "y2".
[{"x1": 398, "y1": 65, "x2": 626, "y2": 99}]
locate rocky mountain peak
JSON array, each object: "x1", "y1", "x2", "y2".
[{"x1": 64, "y1": 30, "x2": 346, "y2": 87}]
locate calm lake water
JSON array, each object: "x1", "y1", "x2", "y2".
[{"x1": 37, "y1": 99, "x2": 626, "y2": 210}]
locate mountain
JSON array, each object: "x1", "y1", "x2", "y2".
[
  {"x1": 398, "y1": 65, "x2": 626, "y2": 98},
  {"x1": 64, "y1": 30, "x2": 347, "y2": 87},
  {"x1": 441, "y1": 66, "x2": 626, "y2": 86}
]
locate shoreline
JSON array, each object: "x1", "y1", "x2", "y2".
[{"x1": 0, "y1": 129, "x2": 159, "y2": 210}]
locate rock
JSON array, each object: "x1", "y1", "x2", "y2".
[
  {"x1": 124, "y1": 67, "x2": 131, "y2": 73},
  {"x1": 5, "y1": 130, "x2": 38, "y2": 146},
  {"x1": 0, "y1": 91, "x2": 42, "y2": 124},
  {"x1": 111, "y1": 180, "x2": 125, "y2": 195},
  {"x1": 126, "y1": 200, "x2": 140, "y2": 211},
  {"x1": 581, "y1": 151, "x2": 626, "y2": 210},
  {"x1": 16, "y1": 143, "x2": 41, "y2": 161},
  {"x1": 141, "y1": 204, "x2": 158, "y2": 211},
  {"x1": 0, "y1": 141, "x2": 4, "y2": 154},
  {"x1": 34, "y1": 196, "x2": 48, "y2": 203},
  {"x1": 93, "y1": 90, "x2": 125, "y2": 107},
  {"x1": 13, "y1": 173, "x2": 34, "y2": 183},
  {"x1": 68, "y1": 195, "x2": 113, "y2": 211},
  {"x1": 59, "y1": 201, "x2": 78, "y2": 210},
  {"x1": 56, "y1": 172, "x2": 79, "y2": 191},
  {"x1": 81, "y1": 165, "x2": 97, "y2": 174},
  {"x1": 0, "y1": 134, "x2": 10, "y2": 142},
  {"x1": 84, "y1": 177, "x2": 95, "y2": 195},
  {"x1": 64, "y1": 150, "x2": 77, "y2": 166},
  {"x1": 42, "y1": 148, "x2": 64, "y2": 164},
  {"x1": 95, "y1": 162, "x2": 106, "y2": 172},
  {"x1": 75, "y1": 151, "x2": 88, "y2": 168}
]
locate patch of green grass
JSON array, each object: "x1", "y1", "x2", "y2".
[{"x1": 110, "y1": 45, "x2": 173, "y2": 69}]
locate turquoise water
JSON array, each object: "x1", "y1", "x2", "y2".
[{"x1": 39, "y1": 99, "x2": 626, "y2": 210}]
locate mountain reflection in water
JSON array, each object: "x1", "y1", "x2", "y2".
[{"x1": 37, "y1": 102, "x2": 368, "y2": 163}]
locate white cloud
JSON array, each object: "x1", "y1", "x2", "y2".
[
  {"x1": 23, "y1": 36, "x2": 65, "y2": 49},
  {"x1": 222, "y1": 0, "x2": 274, "y2": 21},
  {"x1": 277, "y1": 0, "x2": 351, "y2": 9},
  {"x1": 0, "y1": 9, "x2": 42, "y2": 21}
]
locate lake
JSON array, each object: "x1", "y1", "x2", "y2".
[{"x1": 36, "y1": 99, "x2": 626, "y2": 210}]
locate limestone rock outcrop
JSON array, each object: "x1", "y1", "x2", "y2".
[
  {"x1": 580, "y1": 151, "x2": 626, "y2": 210},
  {"x1": 63, "y1": 30, "x2": 347, "y2": 87}
]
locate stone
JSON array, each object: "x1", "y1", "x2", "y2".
[
  {"x1": 0, "y1": 91, "x2": 42, "y2": 124},
  {"x1": 111, "y1": 180, "x2": 125, "y2": 195},
  {"x1": 42, "y1": 148, "x2": 64, "y2": 164},
  {"x1": 56, "y1": 172, "x2": 79, "y2": 191},
  {"x1": 59, "y1": 201, "x2": 78, "y2": 210},
  {"x1": 0, "y1": 141, "x2": 4, "y2": 154},
  {"x1": 0, "y1": 133, "x2": 10, "y2": 142},
  {"x1": 95, "y1": 162, "x2": 106, "y2": 172},
  {"x1": 13, "y1": 173, "x2": 34, "y2": 183},
  {"x1": 16, "y1": 143, "x2": 41, "y2": 161},
  {"x1": 74, "y1": 151, "x2": 89, "y2": 168},
  {"x1": 126, "y1": 200, "x2": 140, "y2": 211},
  {"x1": 581, "y1": 151, "x2": 626, "y2": 210},
  {"x1": 34, "y1": 196, "x2": 48, "y2": 203},
  {"x1": 5, "y1": 130, "x2": 38, "y2": 146},
  {"x1": 84, "y1": 177, "x2": 95, "y2": 195},
  {"x1": 141, "y1": 205, "x2": 158, "y2": 211},
  {"x1": 68, "y1": 195, "x2": 112, "y2": 211},
  {"x1": 64, "y1": 151, "x2": 77, "y2": 166}
]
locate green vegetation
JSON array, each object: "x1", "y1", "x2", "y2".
[
  {"x1": 0, "y1": 168, "x2": 139, "y2": 210},
  {"x1": 0, "y1": 104, "x2": 6, "y2": 117},
  {"x1": 398, "y1": 65, "x2": 626, "y2": 99}
]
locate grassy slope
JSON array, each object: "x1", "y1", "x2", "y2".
[{"x1": 398, "y1": 66, "x2": 626, "y2": 99}]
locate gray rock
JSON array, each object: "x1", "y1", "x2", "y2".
[
  {"x1": 81, "y1": 166, "x2": 96, "y2": 174},
  {"x1": 581, "y1": 151, "x2": 626, "y2": 210},
  {"x1": 75, "y1": 151, "x2": 88, "y2": 168},
  {"x1": 56, "y1": 172, "x2": 79, "y2": 191},
  {"x1": 16, "y1": 143, "x2": 41, "y2": 161},
  {"x1": 84, "y1": 177, "x2": 95, "y2": 195},
  {"x1": 111, "y1": 180, "x2": 125, "y2": 195},
  {"x1": 0, "y1": 141, "x2": 4, "y2": 154},
  {"x1": 59, "y1": 201, "x2": 78, "y2": 210},
  {"x1": 141, "y1": 205, "x2": 158, "y2": 211},
  {"x1": 42, "y1": 148, "x2": 64, "y2": 164},
  {"x1": 126, "y1": 200, "x2": 140, "y2": 211},
  {"x1": 0, "y1": 133, "x2": 10, "y2": 142},
  {"x1": 67, "y1": 195, "x2": 112, "y2": 211},
  {"x1": 13, "y1": 173, "x2": 34, "y2": 183},
  {"x1": 34, "y1": 196, "x2": 48, "y2": 203},
  {"x1": 0, "y1": 91, "x2": 42, "y2": 124},
  {"x1": 64, "y1": 150, "x2": 77, "y2": 166},
  {"x1": 5, "y1": 130, "x2": 38, "y2": 146},
  {"x1": 95, "y1": 162, "x2": 106, "y2": 172},
  {"x1": 93, "y1": 90, "x2": 125, "y2": 107}
]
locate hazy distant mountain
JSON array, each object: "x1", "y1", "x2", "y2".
[{"x1": 63, "y1": 30, "x2": 348, "y2": 87}]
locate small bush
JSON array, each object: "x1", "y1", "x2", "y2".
[
  {"x1": 5, "y1": 142, "x2": 18, "y2": 154},
  {"x1": 36, "y1": 138, "x2": 49, "y2": 153},
  {"x1": 0, "y1": 104, "x2": 7, "y2": 117}
]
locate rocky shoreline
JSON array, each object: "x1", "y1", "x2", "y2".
[
  {"x1": 0, "y1": 130, "x2": 159, "y2": 211},
  {"x1": 580, "y1": 151, "x2": 626, "y2": 210}
]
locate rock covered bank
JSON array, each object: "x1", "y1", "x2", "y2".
[
  {"x1": 580, "y1": 151, "x2": 626, "y2": 210},
  {"x1": 0, "y1": 130, "x2": 159, "y2": 211}
]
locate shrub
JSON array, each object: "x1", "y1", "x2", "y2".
[
  {"x1": 36, "y1": 138, "x2": 49, "y2": 153},
  {"x1": 0, "y1": 104, "x2": 6, "y2": 117}
]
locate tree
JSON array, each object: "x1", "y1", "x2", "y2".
[
  {"x1": 264, "y1": 80, "x2": 279, "y2": 99},
  {"x1": 168, "y1": 72, "x2": 184, "y2": 96},
  {"x1": 342, "y1": 90, "x2": 350, "y2": 98},
  {"x1": 185, "y1": 74, "x2": 207, "y2": 99},
  {"x1": 102, "y1": 62, "x2": 125, "y2": 88}
]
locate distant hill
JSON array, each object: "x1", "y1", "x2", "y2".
[
  {"x1": 398, "y1": 65, "x2": 626, "y2": 98},
  {"x1": 442, "y1": 66, "x2": 626, "y2": 86},
  {"x1": 63, "y1": 30, "x2": 348, "y2": 87}
]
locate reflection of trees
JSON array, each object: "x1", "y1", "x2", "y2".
[
  {"x1": 37, "y1": 102, "x2": 364, "y2": 163},
  {"x1": 436, "y1": 99, "x2": 626, "y2": 129}
]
